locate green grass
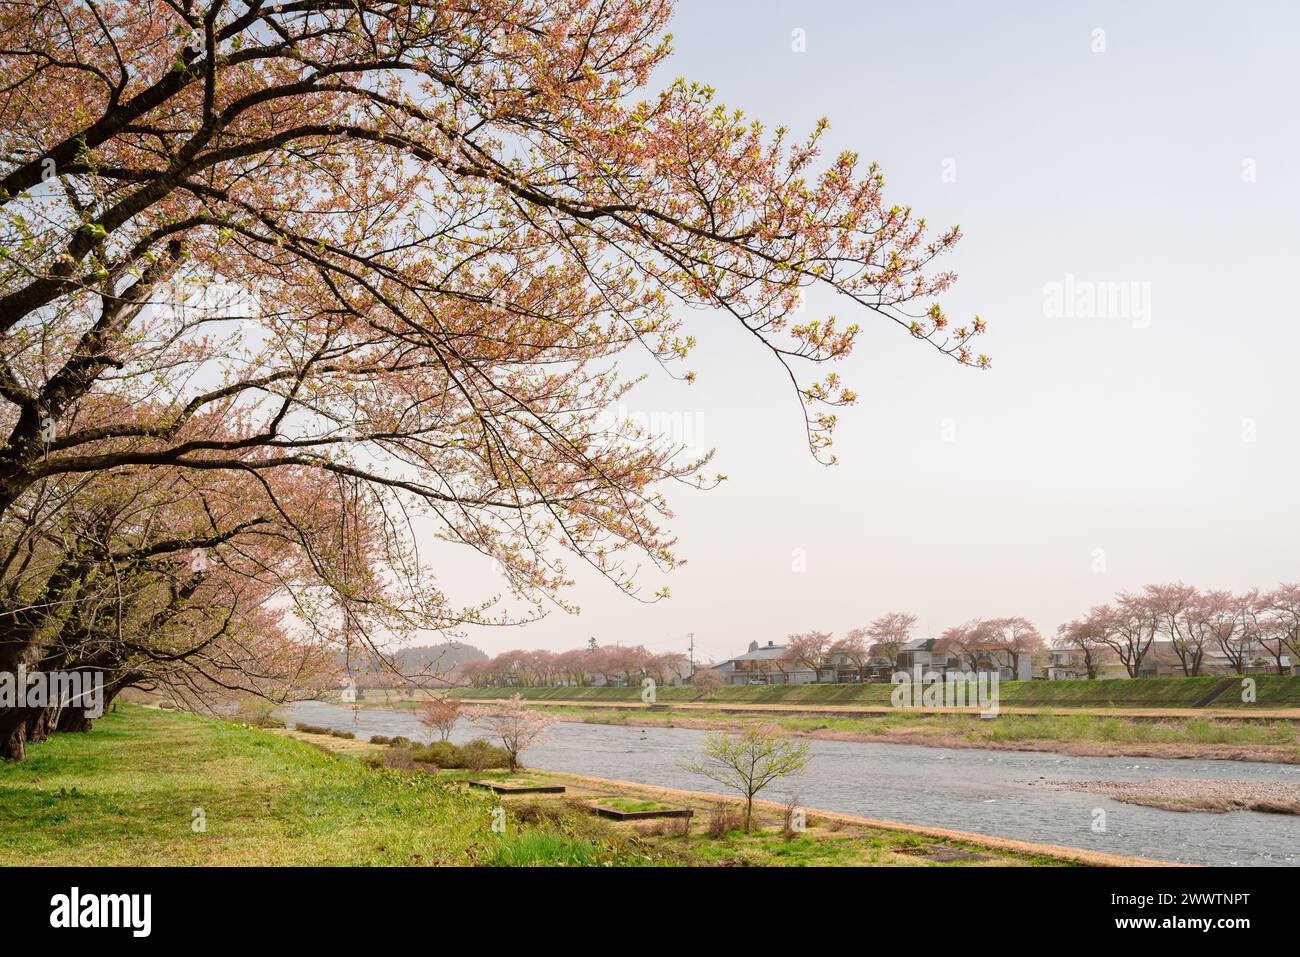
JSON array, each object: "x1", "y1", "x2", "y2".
[
  {"x1": 449, "y1": 674, "x2": 1300, "y2": 709},
  {"x1": 674, "y1": 826, "x2": 1067, "y2": 867},
  {"x1": 484, "y1": 832, "x2": 606, "y2": 866},
  {"x1": 594, "y1": 797, "x2": 673, "y2": 812},
  {"x1": 0, "y1": 705, "x2": 650, "y2": 866},
  {"x1": 530, "y1": 704, "x2": 1300, "y2": 754},
  {"x1": 969, "y1": 712, "x2": 1297, "y2": 747}
]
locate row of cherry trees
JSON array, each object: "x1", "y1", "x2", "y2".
[
  {"x1": 0, "y1": 1, "x2": 979, "y2": 760},
  {"x1": 785, "y1": 584, "x2": 1300, "y2": 682},
  {"x1": 461, "y1": 645, "x2": 690, "y2": 687},
  {"x1": 778, "y1": 614, "x2": 1042, "y2": 679},
  {"x1": 465, "y1": 585, "x2": 1300, "y2": 691},
  {"x1": 1056, "y1": 584, "x2": 1300, "y2": 678}
]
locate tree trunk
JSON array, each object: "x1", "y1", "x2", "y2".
[
  {"x1": 57, "y1": 707, "x2": 94, "y2": 733},
  {"x1": 25, "y1": 708, "x2": 51, "y2": 742},
  {"x1": 1, "y1": 720, "x2": 27, "y2": 762}
]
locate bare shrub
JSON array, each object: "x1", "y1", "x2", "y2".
[
  {"x1": 706, "y1": 803, "x2": 742, "y2": 838},
  {"x1": 781, "y1": 795, "x2": 803, "y2": 841},
  {"x1": 381, "y1": 749, "x2": 416, "y2": 771}
]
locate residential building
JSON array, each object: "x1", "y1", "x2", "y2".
[{"x1": 713, "y1": 640, "x2": 818, "y2": 686}]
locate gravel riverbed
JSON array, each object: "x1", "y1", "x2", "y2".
[{"x1": 1035, "y1": 777, "x2": 1300, "y2": 814}]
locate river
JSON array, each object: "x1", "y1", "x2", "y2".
[{"x1": 284, "y1": 700, "x2": 1300, "y2": 866}]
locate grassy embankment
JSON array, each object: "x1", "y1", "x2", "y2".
[
  {"x1": 0, "y1": 705, "x2": 1134, "y2": 867},
  {"x1": 446, "y1": 674, "x2": 1300, "y2": 709},
  {"x1": 545, "y1": 706, "x2": 1300, "y2": 760}
]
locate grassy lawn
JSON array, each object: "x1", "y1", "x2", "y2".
[
  {"x1": 501, "y1": 794, "x2": 1073, "y2": 867},
  {"x1": 672, "y1": 828, "x2": 1066, "y2": 867},
  {"x1": 0, "y1": 705, "x2": 649, "y2": 866},
  {"x1": 592, "y1": 797, "x2": 675, "y2": 812},
  {"x1": 782, "y1": 711, "x2": 1300, "y2": 747}
]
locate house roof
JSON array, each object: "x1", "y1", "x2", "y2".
[
  {"x1": 731, "y1": 644, "x2": 787, "y2": 662},
  {"x1": 715, "y1": 642, "x2": 814, "y2": 670}
]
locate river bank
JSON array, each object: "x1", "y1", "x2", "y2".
[
  {"x1": 276, "y1": 724, "x2": 1167, "y2": 866},
  {"x1": 285, "y1": 700, "x2": 1300, "y2": 866},
  {"x1": 539, "y1": 706, "x2": 1300, "y2": 765}
]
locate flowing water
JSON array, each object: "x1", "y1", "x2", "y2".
[{"x1": 284, "y1": 700, "x2": 1300, "y2": 866}]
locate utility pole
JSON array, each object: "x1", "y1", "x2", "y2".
[{"x1": 688, "y1": 632, "x2": 695, "y2": 674}]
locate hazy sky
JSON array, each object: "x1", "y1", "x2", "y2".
[{"x1": 436, "y1": 1, "x2": 1300, "y2": 665}]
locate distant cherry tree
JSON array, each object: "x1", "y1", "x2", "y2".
[
  {"x1": 782, "y1": 631, "x2": 833, "y2": 682},
  {"x1": 692, "y1": 668, "x2": 725, "y2": 698},
  {"x1": 418, "y1": 696, "x2": 462, "y2": 743},
  {"x1": 865, "y1": 613, "x2": 919, "y2": 671},
  {"x1": 464, "y1": 695, "x2": 554, "y2": 772}
]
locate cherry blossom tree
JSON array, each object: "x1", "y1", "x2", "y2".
[
  {"x1": 463, "y1": 694, "x2": 554, "y2": 772},
  {"x1": 648, "y1": 652, "x2": 689, "y2": 685},
  {"x1": 865, "y1": 613, "x2": 918, "y2": 671},
  {"x1": 782, "y1": 631, "x2": 833, "y2": 682},
  {"x1": 1146, "y1": 583, "x2": 1213, "y2": 676},
  {"x1": 583, "y1": 646, "x2": 620, "y2": 687},
  {"x1": 1093, "y1": 594, "x2": 1161, "y2": 678},
  {"x1": 0, "y1": 0, "x2": 985, "y2": 579},
  {"x1": 1197, "y1": 591, "x2": 1244, "y2": 674},
  {"x1": 552, "y1": 648, "x2": 591, "y2": 687},
  {"x1": 1244, "y1": 589, "x2": 1290, "y2": 675},
  {"x1": 1054, "y1": 615, "x2": 1114, "y2": 679},
  {"x1": 1, "y1": 2, "x2": 989, "y2": 757},
  {"x1": 419, "y1": 696, "x2": 462, "y2": 742},
  {"x1": 936, "y1": 621, "x2": 995, "y2": 672},
  {"x1": 981, "y1": 616, "x2": 1043, "y2": 679},
  {"x1": 0, "y1": 455, "x2": 347, "y2": 757},
  {"x1": 1266, "y1": 585, "x2": 1300, "y2": 675},
  {"x1": 691, "y1": 667, "x2": 724, "y2": 697},
  {"x1": 830, "y1": 628, "x2": 871, "y2": 680}
]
